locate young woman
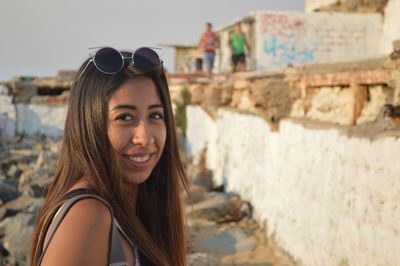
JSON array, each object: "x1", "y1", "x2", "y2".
[{"x1": 30, "y1": 47, "x2": 189, "y2": 266}]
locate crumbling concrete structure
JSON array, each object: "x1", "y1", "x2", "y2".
[
  {"x1": 0, "y1": 71, "x2": 73, "y2": 139},
  {"x1": 182, "y1": 42, "x2": 400, "y2": 265}
]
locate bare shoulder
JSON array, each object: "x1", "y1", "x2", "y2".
[{"x1": 41, "y1": 198, "x2": 112, "y2": 266}]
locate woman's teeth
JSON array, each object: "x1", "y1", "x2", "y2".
[{"x1": 127, "y1": 154, "x2": 150, "y2": 163}]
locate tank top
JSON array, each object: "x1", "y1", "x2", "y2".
[{"x1": 36, "y1": 189, "x2": 141, "y2": 266}]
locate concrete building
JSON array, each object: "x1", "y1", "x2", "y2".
[
  {"x1": 170, "y1": 0, "x2": 400, "y2": 73},
  {"x1": 160, "y1": 44, "x2": 201, "y2": 73}
]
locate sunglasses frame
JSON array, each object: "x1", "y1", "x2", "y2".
[{"x1": 77, "y1": 46, "x2": 163, "y2": 81}]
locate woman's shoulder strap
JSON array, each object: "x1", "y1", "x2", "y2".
[{"x1": 38, "y1": 189, "x2": 128, "y2": 265}]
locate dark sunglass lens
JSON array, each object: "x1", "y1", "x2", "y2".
[
  {"x1": 133, "y1": 47, "x2": 160, "y2": 68},
  {"x1": 94, "y1": 47, "x2": 123, "y2": 74}
]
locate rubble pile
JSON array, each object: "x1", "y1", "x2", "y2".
[
  {"x1": 184, "y1": 155, "x2": 297, "y2": 266},
  {"x1": 0, "y1": 137, "x2": 60, "y2": 265},
  {"x1": 0, "y1": 137, "x2": 295, "y2": 266}
]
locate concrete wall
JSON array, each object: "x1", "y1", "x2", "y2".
[
  {"x1": 0, "y1": 87, "x2": 67, "y2": 139},
  {"x1": 175, "y1": 47, "x2": 200, "y2": 73},
  {"x1": 0, "y1": 85, "x2": 16, "y2": 138},
  {"x1": 254, "y1": 11, "x2": 382, "y2": 70},
  {"x1": 381, "y1": 0, "x2": 400, "y2": 54},
  {"x1": 291, "y1": 85, "x2": 388, "y2": 125},
  {"x1": 16, "y1": 103, "x2": 67, "y2": 138},
  {"x1": 186, "y1": 105, "x2": 400, "y2": 266}
]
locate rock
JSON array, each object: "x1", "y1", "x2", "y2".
[
  {"x1": 200, "y1": 227, "x2": 257, "y2": 255},
  {"x1": 0, "y1": 217, "x2": 12, "y2": 237},
  {"x1": 0, "y1": 85, "x2": 9, "y2": 95},
  {"x1": 393, "y1": 40, "x2": 400, "y2": 53},
  {"x1": 0, "y1": 194, "x2": 39, "y2": 221},
  {"x1": 34, "y1": 150, "x2": 56, "y2": 171},
  {"x1": 0, "y1": 180, "x2": 20, "y2": 203},
  {"x1": 1, "y1": 194, "x2": 35, "y2": 213},
  {"x1": 187, "y1": 220, "x2": 219, "y2": 254},
  {"x1": 0, "y1": 207, "x2": 19, "y2": 221},
  {"x1": 0, "y1": 241, "x2": 10, "y2": 256},
  {"x1": 23, "y1": 183, "x2": 45, "y2": 198},
  {"x1": 233, "y1": 78, "x2": 251, "y2": 90},
  {"x1": 182, "y1": 185, "x2": 207, "y2": 205},
  {"x1": 6, "y1": 164, "x2": 21, "y2": 179},
  {"x1": 187, "y1": 252, "x2": 219, "y2": 266},
  {"x1": 188, "y1": 167, "x2": 213, "y2": 191},
  {"x1": 3, "y1": 213, "x2": 35, "y2": 265},
  {"x1": 186, "y1": 192, "x2": 242, "y2": 222},
  {"x1": 239, "y1": 201, "x2": 253, "y2": 219},
  {"x1": 188, "y1": 84, "x2": 206, "y2": 104},
  {"x1": 19, "y1": 168, "x2": 52, "y2": 197},
  {"x1": 27, "y1": 198, "x2": 44, "y2": 214}
]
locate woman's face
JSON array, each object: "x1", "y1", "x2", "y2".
[{"x1": 107, "y1": 77, "x2": 166, "y2": 185}]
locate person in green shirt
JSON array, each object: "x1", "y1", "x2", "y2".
[{"x1": 229, "y1": 22, "x2": 250, "y2": 72}]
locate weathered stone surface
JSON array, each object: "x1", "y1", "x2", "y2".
[
  {"x1": 188, "y1": 84, "x2": 206, "y2": 104},
  {"x1": 233, "y1": 79, "x2": 251, "y2": 90},
  {"x1": 187, "y1": 252, "x2": 219, "y2": 266},
  {"x1": 3, "y1": 212, "x2": 35, "y2": 264},
  {"x1": 393, "y1": 40, "x2": 400, "y2": 53},
  {"x1": 0, "y1": 180, "x2": 20, "y2": 203},
  {"x1": 0, "y1": 240, "x2": 9, "y2": 256},
  {"x1": 0, "y1": 85, "x2": 9, "y2": 95},
  {"x1": 19, "y1": 169, "x2": 52, "y2": 197},
  {"x1": 186, "y1": 192, "x2": 242, "y2": 222},
  {"x1": 190, "y1": 168, "x2": 213, "y2": 191},
  {"x1": 200, "y1": 227, "x2": 257, "y2": 255},
  {"x1": 0, "y1": 194, "x2": 35, "y2": 214},
  {"x1": 182, "y1": 185, "x2": 207, "y2": 205},
  {"x1": 6, "y1": 165, "x2": 22, "y2": 180}
]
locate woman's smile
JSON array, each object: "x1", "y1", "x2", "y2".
[{"x1": 122, "y1": 152, "x2": 155, "y2": 169}]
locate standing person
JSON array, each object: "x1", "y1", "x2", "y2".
[
  {"x1": 229, "y1": 22, "x2": 250, "y2": 72},
  {"x1": 199, "y1": 22, "x2": 219, "y2": 76},
  {"x1": 30, "y1": 47, "x2": 189, "y2": 266}
]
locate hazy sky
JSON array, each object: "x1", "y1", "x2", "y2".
[{"x1": 0, "y1": 0, "x2": 304, "y2": 81}]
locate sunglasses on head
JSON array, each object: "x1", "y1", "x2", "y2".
[{"x1": 78, "y1": 46, "x2": 163, "y2": 80}]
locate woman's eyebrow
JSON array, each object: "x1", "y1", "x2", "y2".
[
  {"x1": 112, "y1": 104, "x2": 136, "y2": 110},
  {"x1": 149, "y1": 104, "x2": 164, "y2": 109},
  {"x1": 111, "y1": 104, "x2": 164, "y2": 110}
]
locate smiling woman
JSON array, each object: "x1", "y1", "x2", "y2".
[{"x1": 30, "y1": 47, "x2": 189, "y2": 266}]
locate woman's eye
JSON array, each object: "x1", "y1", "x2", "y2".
[
  {"x1": 116, "y1": 114, "x2": 134, "y2": 121},
  {"x1": 150, "y1": 112, "x2": 164, "y2": 120}
]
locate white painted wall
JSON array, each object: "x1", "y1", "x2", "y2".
[
  {"x1": 186, "y1": 105, "x2": 400, "y2": 266},
  {"x1": 16, "y1": 103, "x2": 67, "y2": 138},
  {"x1": 254, "y1": 11, "x2": 382, "y2": 70},
  {"x1": 381, "y1": 0, "x2": 400, "y2": 54},
  {"x1": 0, "y1": 86, "x2": 16, "y2": 138}
]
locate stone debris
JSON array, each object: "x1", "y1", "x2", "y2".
[
  {"x1": 185, "y1": 156, "x2": 297, "y2": 266},
  {"x1": 0, "y1": 135, "x2": 298, "y2": 265},
  {"x1": 0, "y1": 136, "x2": 58, "y2": 265}
]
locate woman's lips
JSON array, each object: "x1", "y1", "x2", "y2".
[{"x1": 122, "y1": 153, "x2": 153, "y2": 169}]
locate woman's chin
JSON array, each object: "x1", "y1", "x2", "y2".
[{"x1": 122, "y1": 173, "x2": 151, "y2": 185}]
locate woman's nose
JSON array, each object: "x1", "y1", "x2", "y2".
[{"x1": 132, "y1": 120, "x2": 155, "y2": 146}]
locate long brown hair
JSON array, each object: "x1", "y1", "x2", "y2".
[{"x1": 31, "y1": 51, "x2": 189, "y2": 266}]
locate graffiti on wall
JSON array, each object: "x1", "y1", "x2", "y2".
[
  {"x1": 258, "y1": 14, "x2": 316, "y2": 69},
  {"x1": 256, "y1": 12, "x2": 380, "y2": 71},
  {"x1": 263, "y1": 36, "x2": 316, "y2": 67}
]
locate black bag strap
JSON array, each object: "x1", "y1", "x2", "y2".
[{"x1": 36, "y1": 189, "x2": 128, "y2": 265}]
